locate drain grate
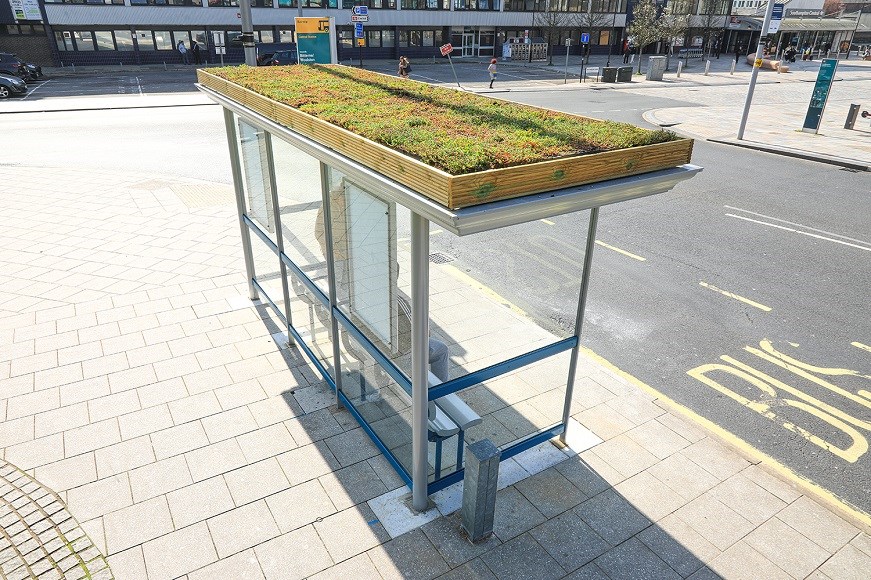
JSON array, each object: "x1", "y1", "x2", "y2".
[{"x1": 429, "y1": 252, "x2": 455, "y2": 264}]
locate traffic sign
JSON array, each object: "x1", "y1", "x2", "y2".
[
  {"x1": 439, "y1": 43, "x2": 453, "y2": 56},
  {"x1": 351, "y1": 15, "x2": 368, "y2": 22},
  {"x1": 353, "y1": 5, "x2": 368, "y2": 15},
  {"x1": 580, "y1": 32, "x2": 590, "y2": 44},
  {"x1": 354, "y1": 22, "x2": 364, "y2": 38}
]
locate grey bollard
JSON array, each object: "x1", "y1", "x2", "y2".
[
  {"x1": 461, "y1": 439, "x2": 500, "y2": 543},
  {"x1": 845, "y1": 104, "x2": 861, "y2": 130}
]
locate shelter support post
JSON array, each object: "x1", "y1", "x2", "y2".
[
  {"x1": 319, "y1": 163, "x2": 344, "y2": 407},
  {"x1": 263, "y1": 133, "x2": 294, "y2": 344},
  {"x1": 411, "y1": 212, "x2": 430, "y2": 511},
  {"x1": 223, "y1": 108, "x2": 258, "y2": 302},
  {"x1": 560, "y1": 206, "x2": 599, "y2": 444}
]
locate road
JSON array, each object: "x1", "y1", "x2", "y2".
[{"x1": 3, "y1": 67, "x2": 869, "y2": 516}]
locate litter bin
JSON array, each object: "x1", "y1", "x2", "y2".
[
  {"x1": 617, "y1": 66, "x2": 633, "y2": 82},
  {"x1": 601, "y1": 67, "x2": 618, "y2": 83},
  {"x1": 646, "y1": 56, "x2": 667, "y2": 81}
]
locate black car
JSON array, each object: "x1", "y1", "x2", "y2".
[
  {"x1": 0, "y1": 52, "x2": 27, "y2": 80},
  {"x1": 0, "y1": 72, "x2": 27, "y2": 98},
  {"x1": 264, "y1": 50, "x2": 298, "y2": 65},
  {"x1": 24, "y1": 62, "x2": 43, "y2": 79}
]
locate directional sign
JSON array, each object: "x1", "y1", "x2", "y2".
[
  {"x1": 354, "y1": 22, "x2": 364, "y2": 38},
  {"x1": 352, "y1": 5, "x2": 368, "y2": 15},
  {"x1": 439, "y1": 43, "x2": 453, "y2": 56},
  {"x1": 768, "y1": 3, "x2": 784, "y2": 34},
  {"x1": 351, "y1": 15, "x2": 368, "y2": 22},
  {"x1": 802, "y1": 58, "x2": 838, "y2": 134},
  {"x1": 580, "y1": 32, "x2": 590, "y2": 44}
]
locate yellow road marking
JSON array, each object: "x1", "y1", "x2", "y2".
[
  {"x1": 594, "y1": 240, "x2": 646, "y2": 261},
  {"x1": 583, "y1": 346, "x2": 871, "y2": 530},
  {"x1": 540, "y1": 219, "x2": 555, "y2": 226},
  {"x1": 699, "y1": 281, "x2": 772, "y2": 312},
  {"x1": 440, "y1": 265, "x2": 871, "y2": 529},
  {"x1": 852, "y1": 341, "x2": 871, "y2": 354}
]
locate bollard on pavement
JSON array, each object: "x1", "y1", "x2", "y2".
[
  {"x1": 845, "y1": 104, "x2": 861, "y2": 129},
  {"x1": 461, "y1": 439, "x2": 500, "y2": 543},
  {"x1": 730, "y1": 60, "x2": 736, "y2": 75},
  {"x1": 704, "y1": 60, "x2": 710, "y2": 75},
  {"x1": 676, "y1": 61, "x2": 683, "y2": 77}
]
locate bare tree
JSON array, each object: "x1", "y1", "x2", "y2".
[
  {"x1": 659, "y1": 0, "x2": 690, "y2": 69},
  {"x1": 627, "y1": 0, "x2": 660, "y2": 73},
  {"x1": 577, "y1": 2, "x2": 616, "y2": 64},
  {"x1": 533, "y1": 3, "x2": 573, "y2": 65},
  {"x1": 697, "y1": 0, "x2": 724, "y2": 57}
]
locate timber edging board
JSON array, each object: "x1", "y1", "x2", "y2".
[{"x1": 198, "y1": 68, "x2": 693, "y2": 210}]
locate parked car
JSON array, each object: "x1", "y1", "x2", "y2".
[
  {"x1": 0, "y1": 52, "x2": 27, "y2": 81},
  {"x1": 0, "y1": 72, "x2": 27, "y2": 98},
  {"x1": 24, "y1": 62, "x2": 43, "y2": 79},
  {"x1": 264, "y1": 50, "x2": 298, "y2": 65}
]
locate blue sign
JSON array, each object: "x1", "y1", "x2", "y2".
[
  {"x1": 581, "y1": 32, "x2": 590, "y2": 44},
  {"x1": 802, "y1": 58, "x2": 838, "y2": 134},
  {"x1": 772, "y1": 3, "x2": 784, "y2": 18},
  {"x1": 354, "y1": 22, "x2": 364, "y2": 38},
  {"x1": 353, "y1": 5, "x2": 368, "y2": 15}
]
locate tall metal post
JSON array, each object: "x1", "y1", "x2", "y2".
[
  {"x1": 411, "y1": 212, "x2": 430, "y2": 511},
  {"x1": 559, "y1": 206, "x2": 599, "y2": 443},
  {"x1": 319, "y1": 162, "x2": 344, "y2": 408},
  {"x1": 223, "y1": 108, "x2": 258, "y2": 301},
  {"x1": 264, "y1": 133, "x2": 294, "y2": 343},
  {"x1": 239, "y1": 0, "x2": 257, "y2": 66},
  {"x1": 737, "y1": 0, "x2": 776, "y2": 140}
]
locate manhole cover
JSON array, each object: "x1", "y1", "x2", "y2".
[{"x1": 429, "y1": 252, "x2": 455, "y2": 264}]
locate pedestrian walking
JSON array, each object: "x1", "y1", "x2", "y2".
[
  {"x1": 734, "y1": 43, "x2": 742, "y2": 63},
  {"x1": 398, "y1": 56, "x2": 410, "y2": 79},
  {"x1": 622, "y1": 38, "x2": 630, "y2": 64},
  {"x1": 487, "y1": 58, "x2": 497, "y2": 89},
  {"x1": 190, "y1": 40, "x2": 201, "y2": 65},
  {"x1": 177, "y1": 40, "x2": 189, "y2": 65}
]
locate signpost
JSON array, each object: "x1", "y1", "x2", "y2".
[
  {"x1": 352, "y1": 7, "x2": 368, "y2": 67},
  {"x1": 295, "y1": 17, "x2": 337, "y2": 65},
  {"x1": 802, "y1": 58, "x2": 838, "y2": 134},
  {"x1": 440, "y1": 43, "x2": 461, "y2": 88},
  {"x1": 564, "y1": 38, "x2": 571, "y2": 84},
  {"x1": 213, "y1": 31, "x2": 226, "y2": 66},
  {"x1": 768, "y1": 3, "x2": 784, "y2": 34}
]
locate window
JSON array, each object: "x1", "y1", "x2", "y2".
[
  {"x1": 74, "y1": 31, "x2": 96, "y2": 51},
  {"x1": 95, "y1": 31, "x2": 115, "y2": 50},
  {"x1": 115, "y1": 31, "x2": 135, "y2": 51},
  {"x1": 382, "y1": 30, "x2": 395, "y2": 48},
  {"x1": 173, "y1": 31, "x2": 191, "y2": 46},
  {"x1": 154, "y1": 31, "x2": 173, "y2": 50},
  {"x1": 259, "y1": 30, "x2": 274, "y2": 43},
  {"x1": 136, "y1": 31, "x2": 156, "y2": 51},
  {"x1": 279, "y1": 30, "x2": 295, "y2": 43},
  {"x1": 367, "y1": 30, "x2": 381, "y2": 48},
  {"x1": 55, "y1": 31, "x2": 74, "y2": 52},
  {"x1": 339, "y1": 29, "x2": 353, "y2": 48}
]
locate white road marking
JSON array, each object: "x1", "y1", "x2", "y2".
[
  {"x1": 20, "y1": 79, "x2": 53, "y2": 100},
  {"x1": 725, "y1": 213, "x2": 871, "y2": 252},
  {"x1": 699, "y1": 281, "x2": 772, "y2": 312},
  {"x1": 725, "y1": 205, "x2": 871, "y2": 247}
]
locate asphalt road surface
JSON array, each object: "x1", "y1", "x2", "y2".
[{"x1": 4, "y1": 68, "x2": 869, "y2": 517}]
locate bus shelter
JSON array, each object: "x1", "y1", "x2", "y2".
[{"x1": 204, "y1": 85, "x2": 701, "y2": 511}]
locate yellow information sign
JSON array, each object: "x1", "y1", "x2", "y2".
[
  {"x1": 296, "y1": 18, "x2": 330, "y2": 34},
  {"x1": 754, "y1": 58, "x2": 763, "y2": 68}
]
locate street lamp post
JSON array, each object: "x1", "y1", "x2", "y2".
[{"x1": 606, "y1": 0, "x2": 619, "y2": 67}]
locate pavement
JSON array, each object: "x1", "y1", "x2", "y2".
[{"x1": 1, "y1": 57, "x2": 871, "y2": 579}]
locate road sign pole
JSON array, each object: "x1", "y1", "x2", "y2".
[
  {"x1": 737, "y1": 0, "x2": 776, "y2": 140},
  {"x1": 447, "y1": 54, "x2": 460, "y2": 88}
]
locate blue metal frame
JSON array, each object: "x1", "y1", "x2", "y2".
[
  {"x1": 428, "y1": 337, "x2": 577, "y2": 400},
  {"x1": 332, "y1": 308, "x2": 412, "y2": 395},
  {"x1": 250, "y1": 278, "x2": 287, "y2": 326},
  {"x1": 338, "y1": 390, "x2": 413, "y2": 488},
  {"x1": 427, "y1": 423, "x2": 565, "y2": 494},
  {"x1": 243, "y1": 214, "x2": 279, "y2": 255}
]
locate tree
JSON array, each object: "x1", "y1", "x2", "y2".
[
  {"x1": 627, "y1": 0, "x2": 660, "y2": 73},
  {"x1": 533, "y1": 1, "x2": 576, "y2": 66},
  {"x1": 659, "y1": 0, "x2": 690, "y2": 70},
  {"x1": 577, "y1": 1, "x2": 616, "y2": 64},
  {"x1": 697, "y1": 0, "x2": 724, "y2": 57}
]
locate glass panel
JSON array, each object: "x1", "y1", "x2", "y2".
[
  {"x1": 251, "y1": 235, "x2": 286, "y2": 325},
  {"x1": 115, "y1": 30, "x2": 134, "y2": 51},
  {"x1": 325, "y1": 168, "x2": 398, "y2": 357},
  {"x1": 382, "y1": 30, "x2": 395, "y2": 48},
  {"x1": 154, "y1": 30, "x2": 173, "y2": 50},
  {"x1": 271, "y1": 135, "x2": 329, "y2": 299},
  {"x1": 338, "y1": 325, "x2": 412, "y2": 474},
  {"x1": 74, "y1": 31, "x2": 95, "y2": 51},
  {"x1": 135, "y1": 31, "x2": 155, "y2": 51},
  {"x1": 237, "y1": 119, "x2": 277, "y2": 242},
  {"x1": 279, "y1": 30, "x2": 294, "y2": 43},
  {"x1": 288, "y1": 267, "x2": 335, "y2": 379},
  {"x1": 260, "y1": 30, "x2": 274, "y2": 43},
  {"x1": 173, "y1": 31, "x2": 191, "y2": 45},
  {"x1": 95, "y1": 31, "x2": 115, "y2": 50}
]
